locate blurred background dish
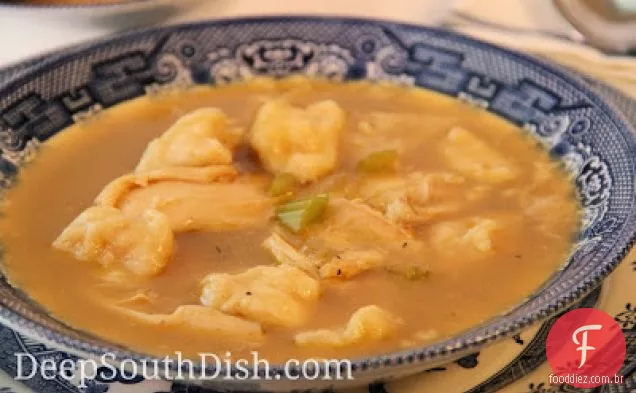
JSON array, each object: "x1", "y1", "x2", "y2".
[
  {"x1": 554, "y1": 0, "x2": 636, "y2": 53},
  {"x1": 450, "y1": 0, "x2": 636, "y2": 54}
]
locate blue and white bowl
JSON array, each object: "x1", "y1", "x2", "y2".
[{"x1": 0, "y1": 16, "x2": 634, "y2": 392}]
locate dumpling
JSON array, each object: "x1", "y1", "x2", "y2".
[
  {"x1": 136, "y1": 108, "x2": 244, "y2": 172},
  {"x1": 250, "y1": 100, "x2": 346, "y2": 183},
  {"x1": 441, "y1": 127, "x2": 517, "y2": 183},
  {"x1": 200, "y1": 264, "x2": 320, "y2": 328},
  {"x1": 294, "y1": 305, "x2": 402, "y2": 348},
  {"x1": 52, "y1": 206, "x2": 173, "y2": 277}
]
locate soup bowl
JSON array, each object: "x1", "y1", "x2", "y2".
[{"x1": 0, "y1": 16, "x2": 634, "y2": 392}]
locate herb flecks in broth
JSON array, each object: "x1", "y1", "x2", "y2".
[{"x1": 0, "y1": 78, "x2": 579, "y2": 362}]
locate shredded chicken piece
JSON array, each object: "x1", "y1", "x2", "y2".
[
  {"x1": 200, "y1": 265, "x2": 320, "y2": 328},
  {"x1": 262, "y1": 198, "x2": 424, "y2": 280},
  {"x1": 136, "y1": 108, "x2": 244, "y2": 172},
  {"x1": 523, "y1": 193, "x2": 577, "y2": 237},
  {"x1": 250, "y1": 100, "x2": 346, "y2": 183},
  {"x1": 95, "y1": 166, "x2": 238, "y2": 207},
  {"x1": 52, "y1": 206, "x2": 173, "y2": 277},
  {"x1": 405, "y1": 172, "x2": 466, "y2": 205},
  {"x1": 99, "y1": 270, "x2": 147, "y2": 287},
  {"x1": 261, "y1": 233, "x2": 319, "y2": 277},
  {"x1": 384, "y1": 173, "x2": 467, "y2": 223},
  {"x1": 115, "y1": 289, "x2": 158, "y2": 308},
  {"x1": 429, "y1": 217, "x2": 500, "y2": 257},
  {"x1": 309, "y1": 197, "x2": 418, "y2": 253},
  {"x1": 463, "y1": 219, "x2": 498, "y2": 252},
  {"x1": 110, "y1": 177, "x2": 273, "y2": 232},
  {"x1": 319, "y1": 250, "x2": 385, "y2": 279},
  {"x1": 414, "y1": 329, "x2": 439, "y2": 342},
  {"x1": 358, "y1": 172, "x2": 489, "y2": 225},
  {"x1": 120, "y1": 305, "x2": 263, "y2": 346},
  {"x1": 294, "y1": 305, "x2": 402, "y2": 348},
  {"x1": 358, "y1": 176, "x2": 408, "y2": 211},
  {"x1": 441, "y1": 127, "x2": 517, "y2": 183}
]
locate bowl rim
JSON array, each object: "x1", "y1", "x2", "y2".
[{"x1": 0, "y1": 14, "x2": 635, "y2": 379}]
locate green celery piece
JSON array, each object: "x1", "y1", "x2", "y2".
[
  {"x1": 268, "y1": 173, "x2": 298, "y2": 197},
  {"x1": 276, "y1": 194, "x2": 330, "y2": 233}
]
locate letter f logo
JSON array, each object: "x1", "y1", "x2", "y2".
[{"x1": 572, "y1": 324, "x2": 602, "y2": 368}]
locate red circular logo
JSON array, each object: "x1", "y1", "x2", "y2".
[{"x1": 546, "y1": 308, "x2": 626, "y2": 388}]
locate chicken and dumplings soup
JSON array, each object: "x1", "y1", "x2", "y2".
[{"x1": 0, "y1": 77, "x2": 579, "y2": 362}]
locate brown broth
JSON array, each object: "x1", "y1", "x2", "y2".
[{"x1": 0, "y1": 78, "x2": 579, "y2": 362}]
